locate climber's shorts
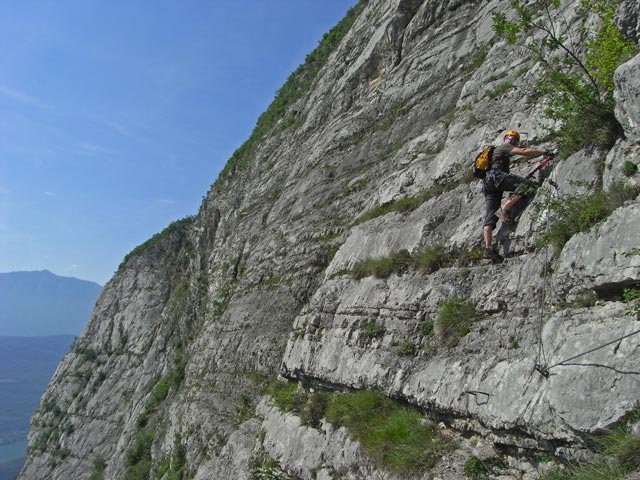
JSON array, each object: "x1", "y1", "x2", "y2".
[{"x1": 482, "y1": 170, "x2": 537, "y2": 228}]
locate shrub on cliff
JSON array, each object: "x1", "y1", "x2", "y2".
[
  {"x1": 325, "y1": 390, "x2": 452, "y2": 475},
  {"x1": 351, "y1": 249, "x2": 413, "y2": 279},
  {"x1": 544, "y1": 408, "x2": 640, "y2": 479},
  {"x1": 353, "y1": 179, "x2": 462, "y2": 226},
  {"x1": 435, "y1": 297, "x2": 478, "y2": 348},
  {"x1": 119, "y1": 215, "x2": 194, "y2": 270},
  {"x1": 493, "y1": 0, "x2": 637, "y2": 156},
  {"x1": 537, "y1": 181, "x2": 640, "y2": 250},
  {"x1": 266, "y1": 385, "x2": 453, "y2": 476},
  {"x1": 348, "y1": 246, "x2": 484, "y2": 279},
  {"x1": 124, "y1": 430, "x2": 155, "y2": 480},
  {"x1": 265, "y1": 380, "x2": 307, "y2": 414}
]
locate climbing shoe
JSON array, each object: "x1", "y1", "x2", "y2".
[
  {"x1": 495, "y1": 208, "x2": 513, "y2": 224},
  {"x1": 483, "y1": 247, "x2": 503, "y2": 263}
]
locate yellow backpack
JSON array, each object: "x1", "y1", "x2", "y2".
[{"x1": 472, "y1": 145, "x2": 495, "y2": 179}]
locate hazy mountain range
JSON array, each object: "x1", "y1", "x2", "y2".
[
  {"x1": 0, "y1": 270, "x2": 101, "y2": 479},
  {"x1": 0, "y1": 270, "x2": 102, "y2": 336}
]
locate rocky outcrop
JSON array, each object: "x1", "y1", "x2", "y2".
[
  {"x1": 615, "y1": 53, "x2": 640, "y2": 143},
  {"x1": 20, "y1": 1, "x2": 640, "y2": 479}
]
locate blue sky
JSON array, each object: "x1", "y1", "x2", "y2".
[{"x1": 0, "y1": 1, "x2": 359, "y2": 285}]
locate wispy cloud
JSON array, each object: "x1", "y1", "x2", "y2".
[
  {"x1": 76, "y1": 142, "x2": 119, "y2": 158},
  {"x1": 0, "y1": 84, "x2": 50, "y2": 110},
  {"x1": 43, "y1": 191, "x2": 56, "y2": 197},
  {"x1": 156, "y1": 199, "x2": 176, "y2": 206},
  {"x1": 81, "y1": 112, "x2": 153, "y2": 147},
  {"x1": 65, "y1": 264, "x2": 80, "y2": 273}
]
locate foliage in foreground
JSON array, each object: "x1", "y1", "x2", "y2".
[
  {"x1": 124, "y1": 430, "x2": 155, "y2": 480},
  {"x1": 493, "y1": 0, "x2": 637, "y2": 156},
  {"x1": 543, "y1": 406, "x2": 640, "y2": 479},
  {"x1": 326, "y1": 391, "x2": 451, "y2": 475},
  {"x1": 464, "y1": 455, "x2": 508, "y2": 480},
  {"x1": 156, "y1": 434, "x2": 187, "y2": 480},
  {"x1": 266, "y1": 384, "x2": 452, "y2": 476},
  {"x1": 252, "y1": 457, "x2": 297, "y2": 480},
  {"x1": 623, "y1": 287, "x2": 640, "y2": 317},
  {"x1": 537, "y1": 181, "x2": 640, "y2": 250}
]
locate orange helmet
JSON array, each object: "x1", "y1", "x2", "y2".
[{"x1": 505, "y1": 130, "x2": 520, "y2": 142}]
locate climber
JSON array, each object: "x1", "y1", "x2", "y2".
[{"x1": 482, "y1": 129, "x2": 547, "y2": 261}]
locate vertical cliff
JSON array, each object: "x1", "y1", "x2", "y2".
[{"x1": 20, "y1": 1, "x2": 640, "y2": 479}]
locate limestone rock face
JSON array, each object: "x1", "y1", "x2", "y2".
[
  {"x1": 20, "y1": 1, "x2": 640, "y2": 479},
  {"x1": 615, "y1": 53, "x2": 640, "y2": 143}
]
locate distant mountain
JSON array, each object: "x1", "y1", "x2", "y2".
[
  {"x1": 0, "y1": 457, "x2": 24, "y2": 480},
  {"x1": 0, "y1": 270, "x2": 101, "y2": 336},
  {"x1": 0, "y1": 335, "x2": 75, "y2": 479}
]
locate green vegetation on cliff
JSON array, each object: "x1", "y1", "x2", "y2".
[
  {"x1": 353, "y1": 178, "x2": 463, "y2": 225},
  {"x1": 493, "y1": 0, "x2": 637, "y2": 156},
  {"x1": 348, "y1": 246, "x2": 483, "y2": 279},
  {"x1": 538, "y1": 181, "x2": 640, "y2": 250},
  {"x1": 267, "y1": 383, "x2": 453, "y2": 477},
  {"x1": 119, "y1": 216, "x2": 195, "y2": 270},
  {"x1": 544, "y1": 406, "x2": 640, "y2": 479},
  {"x1": 435, "y1": 297, "x2": 479, "y2": 348},
  {"x1": 124, "y1": 351, "x2": 188, "y2": 480},
  {"x1": 215, "y1": 0, "x2": 369, "y2": 186}
]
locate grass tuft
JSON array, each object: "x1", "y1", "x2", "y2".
[
  {"x1": 265, "y1": 381, "x2": 306, "y2": 414},
  {"x1": 353, "y1": 180, "x2": 462, "y2": 226},
  {"x1": 325, "y1": 391, "x2": 452, "y2": 476},
  {"x1": 351, "y1": 250, "x2": 412, "y2": 279},
  {"x1": 622, "y1": 160, "x2": 638, "y2": 177},
  {"x1": 538, "y1": 182, "x2": 640, "y2": 251},
  {"x1": 267, "y1": 386, "x2": 452, "y2": 477},
  {"x1": 349, "y1": 246, "x2": 484, "y2": 280},
  {"x1": 363, "y1": 321, "x2": 386, "y2": 339},
  {"x1": 435, "y1": 298, "x2": 478, "y2": 348},
  {"x1": 543, "y1": 404, "x2": 640, "y2": 479}
]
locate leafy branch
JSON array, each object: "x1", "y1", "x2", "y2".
[
  {"x1": 495, "y1": 0, "x2": 600, "y2": 91},
  {"x1": 493, "y1": 0, "x2": 637, "y2": 155}
]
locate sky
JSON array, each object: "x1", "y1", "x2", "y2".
[{"x1": 0, "y1": 1, "x2": 360, "y2": 286}]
